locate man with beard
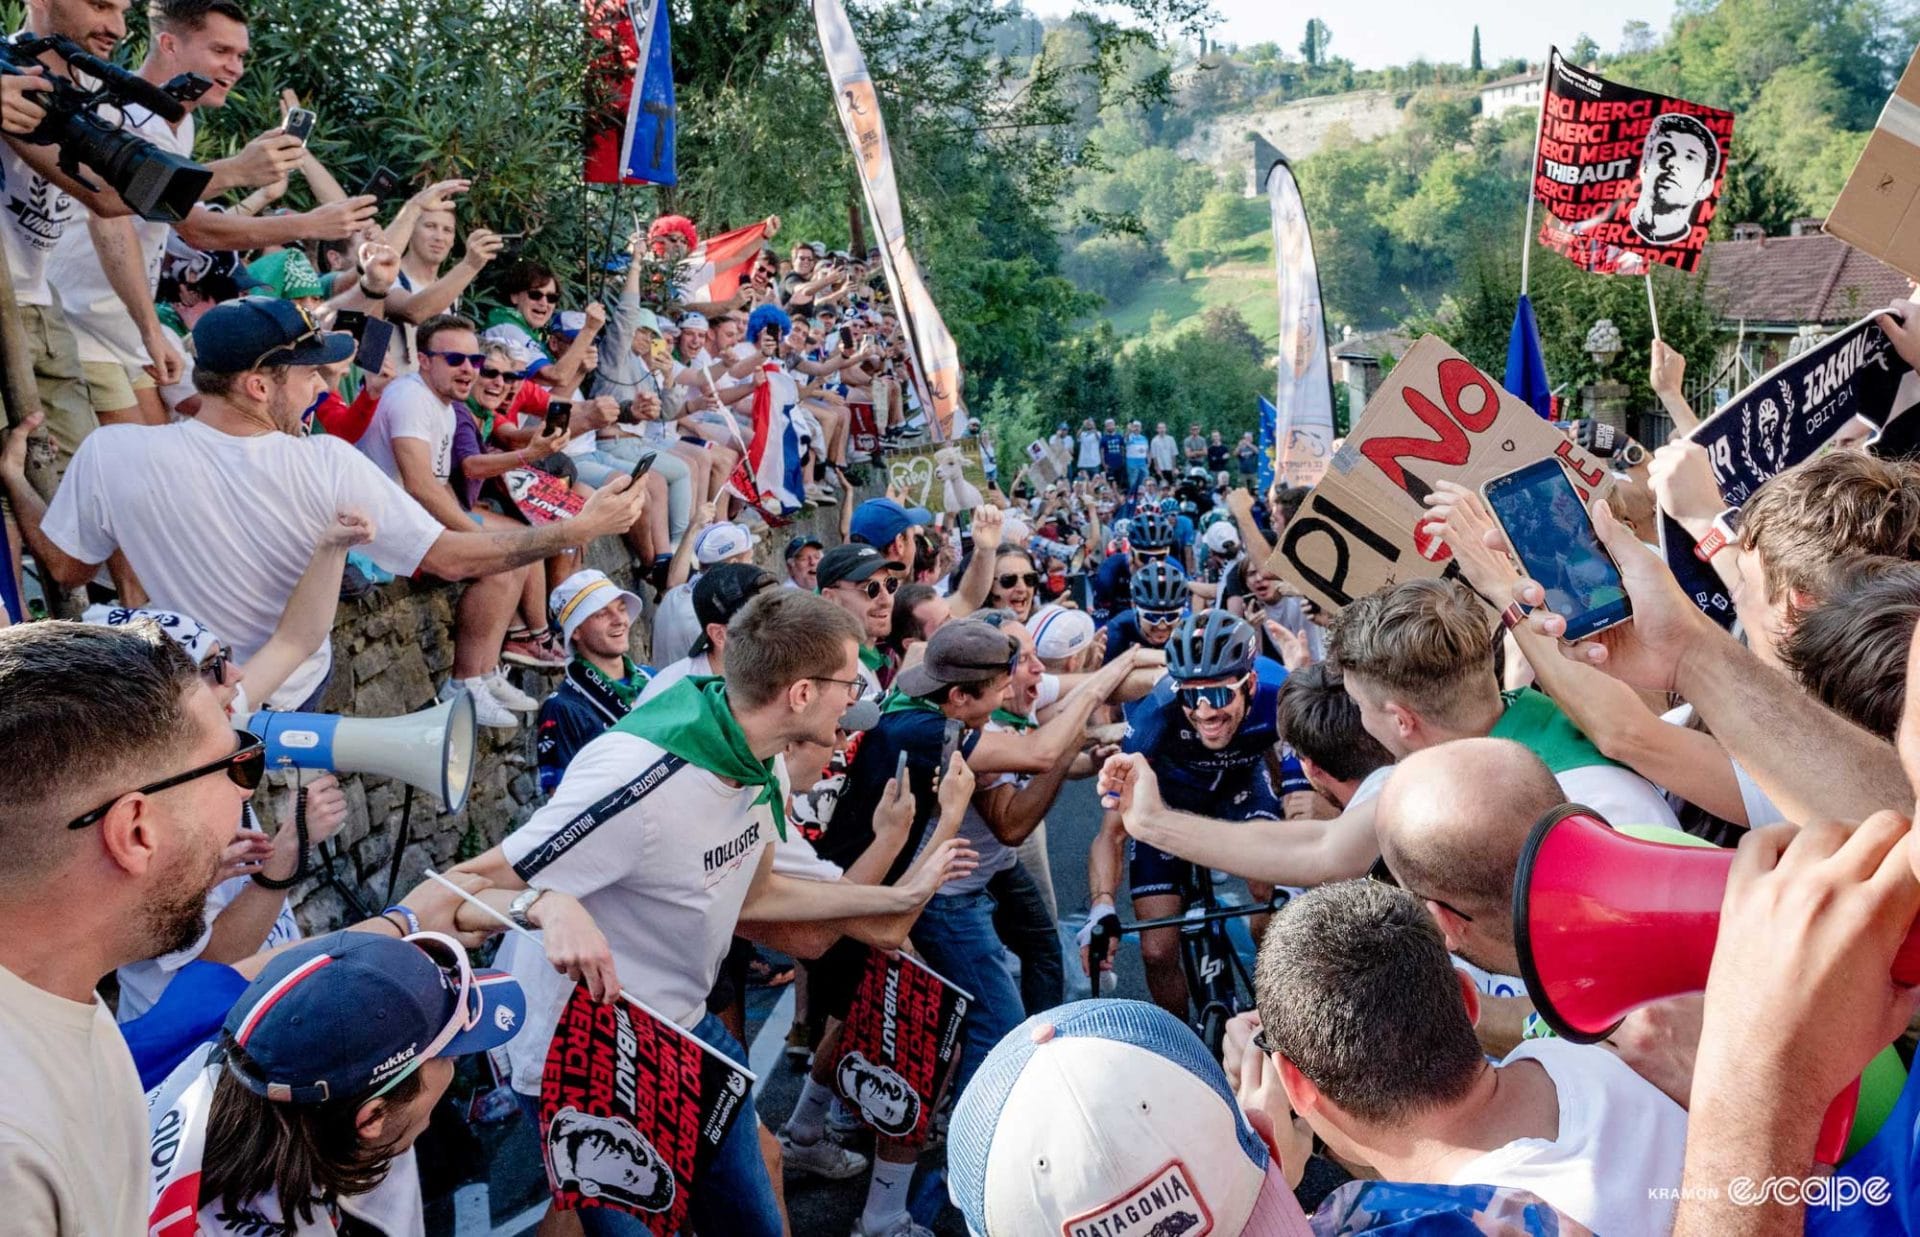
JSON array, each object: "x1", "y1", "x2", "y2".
[
  {"x1": 817, "y1": 542, "x2": 902, "y2": 699},
  {"x1": 1629, "y1": 113, "x2": 1720, "y2": 246},
  {"x1": 10, "y1": 300, "x2": 647, "y2": 711},
  {"x1": 0, "y1": 620, "x2": 254, "y2": 1236}
]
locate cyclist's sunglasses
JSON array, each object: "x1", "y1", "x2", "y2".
[
  {"x1": 1368, "y1": 854, "x2": 1475, "y2": 922},
  {"x1": 1138, "y1": 608, "x2": 1183, "y2": 627},
  {"x1": 1175, "y1": 675, "x2": 1249, "y2": 713}
]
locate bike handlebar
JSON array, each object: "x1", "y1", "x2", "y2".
[{"x1": 1085, "y1": 895, "x2": 1284, "y2": 978}]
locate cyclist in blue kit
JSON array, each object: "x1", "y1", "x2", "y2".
[
  {"x1": 1084, "y1": 608, "x2": 1310, "y2": 1017},
  {"x1": 1090, "y1": 508, "x2": 1175, "y2": 621},
  {"x1": 1102, "y1": 558, "x2": 1188, "y2": 664}
]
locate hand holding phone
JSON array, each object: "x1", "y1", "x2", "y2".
[
  {"x1": 358, "y1": 166, "x2": 403, "y2": 203},
  {"x1": 282, "y1": 107, "x2": 316, "y2": 145},
  {"x1": 628, "y1": 453, "x2": 654, "y2": 484},
  {"x1": 543, "y1": 400, "x2": 572, "y2": 437},
  {"x1": 1480, "y1": 458, "x2": 1631, "y2": 641}
]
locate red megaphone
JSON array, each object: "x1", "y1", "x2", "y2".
[{"x1": 1513, "y1": 805, "x2": 1920, "y2": 1164}]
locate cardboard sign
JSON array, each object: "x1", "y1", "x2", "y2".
[
  {"x1": 1829, "y1": 44, "x2": 1920, "y2": 281},
  {"x1": 1533, "y1": 49, "x2": 1735, "y2": 275},
  {"x1": 1664, "y1": 313, "x2": 1915, "y2": 625},
  {"x1": 885, "y1": 442, "x2": 989, "y2": 514},
  {"x1": 1266, "y1": 335, "x2": 1614, "y2": 613},
  {"x1": 831, "y1": 947, "x2": 971, "y2": 1149},
  {"x1": 540, "y1": 984, "x2": 753, "y2": 1234},
  {"x1": 505, "y1": 468, "x2": 587, "y2": 525}
]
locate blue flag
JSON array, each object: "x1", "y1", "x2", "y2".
[
  {"x1": 0, "y1": 515, "x2": 21, "y2": 623},
  {"x1": 1255, "y1": 396, "x2": 1277, "y2": 494},
  {"x1": 622, "y1": 0, "x2": 677, "y2": 185},
  {"x1": 1505, "y1": 294, "x2": 1552, "y2": 420}
]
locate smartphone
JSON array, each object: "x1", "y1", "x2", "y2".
[
  {"x1": 628, "y1": 453, "x2": 654, "y2": 483},
  {"x1": 893, "y1": 750, "x2": 909, "y2": 793},
  {"x1": 1481, "y1": 457, "x2": 1632, "y2": 641},
  {"x1": 283, "y1": 107, "x2": 316, "y2": 145},
  {"x1": 498, "y1": 231, "x2": 527, "y2": 259},
  {"x1": 355, "y1": 318, "x2": 395, "y2": 374},
  {"x1": 937, "y1": 718, "x2": 964, "y2": 777},
  {"x1": 543, "y1": 401, "x2": 572, "y2": 436},
  {"x1": 838, "y1": 326, "x2": 854, "y2": 352},
  {"x1": 331, "y1": 309, "x2": 368, "y2": 339},
  {"x1": 358, "y1": 165, "x2": 403, "y2": 203}
]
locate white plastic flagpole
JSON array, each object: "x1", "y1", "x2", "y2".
[
  {"x1": 1646, "y1": 275, "x2": 1663, "y2": 340},
  {"x1": 423, "y1": 869, "x2": 755, "y2": 1078},
  {"x1": 1520, "y1": 55, "x2": 1552, "y2": 297}
]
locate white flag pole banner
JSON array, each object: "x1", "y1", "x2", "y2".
[
  {"x1": 1254, "y1": 134, "x2": 1336, "y2": 488},
  {"x1": 814, "y1": 0, "x2": 967, "y2": 441}
]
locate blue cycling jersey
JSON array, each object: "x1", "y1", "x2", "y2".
[{"x1": 1122, "y1": 657, "x2": 1309, "y2": 815}]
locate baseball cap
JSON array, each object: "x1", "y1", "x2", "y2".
[
  {"x1": 83, "y1": 604, "x2": 220, "y2": 664},
  {"x1": 1204, "y1": 521, "x2": 1243, "y2": 557},
  {"x1": 193, "y1": 298, "x2": 355, "y2": 373},
  {"x1": 1029, "y1": 605, "x2": 1095, "y2": 662},
  {"x1": 246, "y1": 247, "x2": 328, "y2": 300},
  {"x1": 950, "y1": 1000, "x2": 1311, "y2": 1237},
  {"x1": 690, "y1": 563, "x2": 776, "y2": 656},
  {"x1": 220, "y1": 930, "x2": 526, "y2": 1105},
  {"x1": 694, "y1": 522, "x2": 755, "y2": 566},
  {"x1": 549, "y1": 309, "x2": 586, "y2": 340},
  {"x1": 850, "y1": 498, "x2": 932, "y2": 549},
  {"x1": 893, "y1": 619, "x2": 1017, "y2": 698},
  {"x1": 816, "y1": 543, "x2": 903, "y2": 591},
  {"x1": 679, "y1": 312, "x2": 710, "y2": 331},
  {"x1": 632, "y1": 307, "x2": 662, "y2": 335},
  {"x1": 549, "y1": 569, "x2": 642, "y2": 650},
  {"x1": 785, "y1": 533, "x2": 825, "y2": 561}
]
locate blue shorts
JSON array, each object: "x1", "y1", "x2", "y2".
[{"x1": 1126, "y1": 780, "x2": 1283, "y2": 900}]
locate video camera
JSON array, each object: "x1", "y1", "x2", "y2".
[{"x1": 0, "y1": 32, "x2": 211, "y2": 221}]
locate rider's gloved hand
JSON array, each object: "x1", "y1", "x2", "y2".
[{"x1": 1078, "y1": 900, "x2": 1120, "y2": 994}]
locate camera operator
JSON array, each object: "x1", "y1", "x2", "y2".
[
  {"x1": 49, "y1": 0, "x2": 380, "y2": 431},
  {"x1": 0, "y1": 619, "x2": 253, "y2": 1236}
]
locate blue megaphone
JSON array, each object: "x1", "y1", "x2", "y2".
[{"x1": 236, "y1": 693, "x2": 477, "y2": 813}]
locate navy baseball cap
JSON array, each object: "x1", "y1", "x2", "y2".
[
  {"x1": 192, "y1": 298, "x2": 355, "y2": 374},
  {"x1": 850, "y1": 498, "x2": 932, "y2": 549},
  {"x1": 784, "y1": 533, "x2": 825, "y2": 561},
  {"x1": 816, "y1": 542, "x2": 903, "y2": 591},
  {"x1": 220, "y1": 930, "x2": 526, "y2": 1104}
]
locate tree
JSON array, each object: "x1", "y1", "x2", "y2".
[
  {"x1": 1470, "y1": 26, "x2": 1483, "y2": 73},
  {"x1": 1621, "y1": 19, "x2": 1656, "y2": 55},
  {"x1": 1569, "y1": 33, "x2": 1600, "y2": 65},
  {"x1": 1300, "y1": 18, "x2": 1330, "y2": 68}
]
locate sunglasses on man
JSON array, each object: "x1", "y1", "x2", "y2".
[
  {"x1": 840, "y1": 575, "x2": 900, "y2": 600},
  {"x1": 995, "y1": 571, "x2": 1040, "y2": 591},
  {"x1": 424, "y1": 350, "x2": 488, "y2": 369},
  {"x1": 1174, "y1": 674, "x2": 1249, "y2": 714},
  {"x1": 69, "y1": 731, "x2": 266, "y2": 830},
  {"x1": 1138, "y1": 608, "x2": 1183, "y2": 627}
]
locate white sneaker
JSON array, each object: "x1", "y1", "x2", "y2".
[
  {"x1": 486, "y1": 668, "x2": 539, "y2": 711},
  {"x1": 445, "y1": 679, "x2": 520, "y2": 729},
  {"x1": 777, "y1": 1130, "x2": 869, "y2": 1180},
  {"x1": 851, "y1": 1216, "x2": 932, "y2": 1237}
]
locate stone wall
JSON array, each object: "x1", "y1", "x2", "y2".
[
  {"x1": 1179, "y1": 90, "x2": 1408, "y2": 181},
  {"x1": 278, "y1": 498, "x2": 853, "y2": 933}
]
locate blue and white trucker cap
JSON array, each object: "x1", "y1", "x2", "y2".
[{"x1": 949, "y1": 999, "x2": 1312, "y2": 1237}]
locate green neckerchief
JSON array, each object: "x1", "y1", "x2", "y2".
[
  {"x1": 882, "y1": 690, "x2": 943, "y2": 717},
  {"x1": 484, "y1": 304, "x2": 536, "y2": 336},
  {"x1": 466, "y1": 398, "x2": 497, "y2": 442},
  {"x1": 858, "y1": 644, "x2": 886, "y2": 673},
  {"x1": 156, "y1": 302, "x2": 186, "y2": 336},
  {"x1": 614, "y1": 677, "x2": 786, "y2": 838},
  {"x1": 990, "y1": 708, "x2": 1036, "y2": 732},
  {"x1": 574, "y1": 655, "x2": 645, "y2": 710},
  {"x1": 1489, "y1": 687, "x2": 1621, "y2": 774}
]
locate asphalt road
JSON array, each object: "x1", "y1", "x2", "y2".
[{"x1": 462, "y1": 776, "x2": 1267, "y2": 1236}]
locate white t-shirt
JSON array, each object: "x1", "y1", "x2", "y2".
[
  {"x1": 0, "y1": 961, "x2": 148, "y2": 1237},
  {"x1": 636, "y1": 651, "x2": 713, "y2": 704},
  {"x1": 1149, "y1": 433, "x2": 1178, "y2": 471},
  {"x1": 43, "y1": 420, "x2": 444, "y2": 708},
  {"x1": 1451, "y1": 1038, "x2": 1687, "y2": 1234},
  {"x1": 500, "y1": 730, "x2": 783, "y2": 1091},
  {"x1": 1348, "y1": 752, "x2": 1680, "y2": 832},
  {"x1": 358, "y1": 373, "x2": 456, "y2": 487},
  {"x1": 0, "y1": 44, "x2": 78, "y2": 309},
  {"x1": 114, "y1": 809, "x2": 300, "y2": 1021},
  {"x1": 650, "y1": 578, "x2": 702, "y2": 667},
  {"x1": 47, "y1": 105, "x2": 195, "y2": 364},
  {"x1": 943, "y1": 675, "x2": 1062, "y2": 896},
  {"x1": 1077, "y1": 430, "x2": 1101, "y2": 468}
]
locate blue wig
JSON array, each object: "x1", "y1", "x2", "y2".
[{"x1": 747, "y1": 304, "x2": 792, "y2": 343}]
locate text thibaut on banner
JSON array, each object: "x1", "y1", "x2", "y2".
[
  {"x1": 1532, "y1": 48, "x2": 1734, "y2": 276},
  {"x1": 1266, "y1": 335, "x2": 1614, "y2": 614},
  {"x1": 814, "y1": 0, "x2": 967, "y2": 441},
  {"x1": 830, "y1": 947, "x2": 972, "y2": 1149},
  {"x1": 1663, "y1": 313, "x2": 1915, "y2": 626}
]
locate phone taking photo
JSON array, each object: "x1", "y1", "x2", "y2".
[
  {"x1": 628, "y1": 453, "x2": 654, "y2": 483},
  {"x1": 1480, "y1": 457, "x2": 1631, "y2": 641},
  {"x1": 358, "y1": 165, "x2": 403, "y2": 203},
  {"x1": 283, "y1": 107, "x2": 316, "y2": 145},
  {"x1": 938, "y1": 718, "x2": 964, "y2": 779},
  {"x1": 543, "y1": 400, "x2": 572, "y2": 437},
  {"x1": 355, "y1": 318, "x2": 395, "y2": 374}
]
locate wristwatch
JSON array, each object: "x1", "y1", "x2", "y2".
[
  {"x1": 508, "y1": 887, "x2": 548, "y2": 931},
  {"x1": 1693, "y1": 509, "x2": 1740, "y2": 563}
]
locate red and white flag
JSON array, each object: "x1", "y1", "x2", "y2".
[{"x1": 685, "y1": 219, "x2": 774, "y2": 304}]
